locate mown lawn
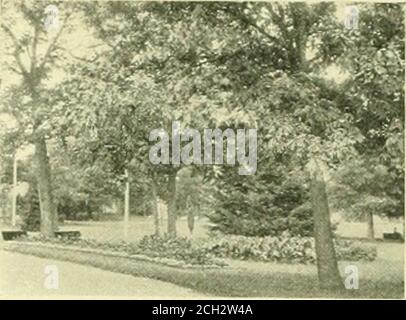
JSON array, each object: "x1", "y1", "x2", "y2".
[
  {"x1": 60, "y1": 215, "x2": 404, "y2": 243},
  {"x1": 2, "y1": 217, "x2": 403, "y2": 298},
  {"x1": 2, "y1": 240, "x2": 403, "y2": 298},
  {"x1": 36, "y1": 217, "x2": 403, "y2": 298},
  {"x1": 60, "y1": 216, "x2": 209, "y2": 242}
]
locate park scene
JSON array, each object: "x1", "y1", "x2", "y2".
[{"x1": 0, "y1": 1, "x2": 404, "y2": 298}]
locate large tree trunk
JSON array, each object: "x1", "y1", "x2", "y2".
[
  {"x1": 366, "y1": 212, "x2": 374, "y2": 240},
  {"x1": 310, "y1": 167, "x2": 343, "y2": 291},
  {"x1": 167, "y1": 172, "x2": 177, "y2": 237},
  {"x1": 34, "y1": 136, "x2": 57, "y2": 237}
]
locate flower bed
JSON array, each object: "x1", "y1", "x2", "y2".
[
  {"x1": 200, "y1": 233, "x2": 377, "y2": 264},
  {"x1": 1, "y1": 235, "x2": 400, "y2": 299},
  {"x1": 8, "y1": 232, "x2": 377, "y2": 267},
  {"x1": 11, "y1": 234, "x2": 227, "y2": 268}
]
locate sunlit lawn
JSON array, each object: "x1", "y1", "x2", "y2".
[
  {"x1": 2, "y1": 216, "x2": 403, "y2": 297},
  {"x1": 60, "y1": 215, "x2": 210, "y2": 242},
  {"x1": 56, "y1": 216, "x2": 404, "y2": 298},
  {"x1": 4, "y1": 238, "x2": 403, "y2": 298}
]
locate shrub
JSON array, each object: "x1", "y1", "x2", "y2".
[
  {"x1": 209, "y1": 167, "x2": 314, "y2": 237},
  {"x1": 335, "y1": 240, "x2": 377, "y2": 261},
  {"x1": 21, "y1": 185, "x2": 41, "y2": 232},
  {"x1": 17, "y1": 234, "x2": 224, "y2": 266},
  {"x1": 138, "y1": 235, "x2": 222, "y2": 266},
  {"x1": 200, "y1": 233, "x2": 377, "y2": 264}
]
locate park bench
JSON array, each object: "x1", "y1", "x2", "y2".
[
  {"x1": 383, "y1": 232, "x2": 403, "y2": 242},
  {"x1": 1, "y1": 231, "x2": 27, "y2": 241},
  {"x1": 54, "y1": 231, "x2": 81, "y2": 239}
]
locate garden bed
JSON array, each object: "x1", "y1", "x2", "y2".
[
  {"x1": 0, "y1": 239, "x2": 401, "y2": 298},
  {"x1": 3, "y1": 232, "x2": 378, "y2": 267},
  {"x1": 200, "y1": 233, "x2": 378, "y2": 263},
  {"x1": 1, "y1": 238, "x2": 225, "y2": 269}
]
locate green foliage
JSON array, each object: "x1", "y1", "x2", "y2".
[
  {"x1": 56, "y1": 196, "x2": 94, "y2": 221},
  {"x1": 20, "y1": 184, "x2": 41, "y2": 232},
  {"x1": 1, "y1": 3, "x2": 403, "y2": 269},
  {"x1": 138, "y1": 235, "x2": 222, "y2": 266},
  {"x1": 16, "y1": 231, "x2": 376, "y2": 266},
  {"x1": 18, "y1": 233, "x2": 224, "y2": 266},
  {"x1": 335, "y1": 240, "x2": 377, "y2": 262},
  {"x1": 175, "y1": 168, "x2": 214, "y2": 218},
  {"x1": 330, "y1": 156, "x2": 402, "y2": 220},
  {"x1": 333, "y1": 3, "x2": 404, "y2": 220},
  {"x1": 209, "y1": 165, "x2": 313, "y2": 237},
  {"x1": 202, "y1": 233, "x2": 315, "y2": 263},
  {"x1": 201, "y1": 233, "x2": 377, "y2": 263},
  {"x1": 52, "y1": 2, "x2": 404, "y2": 235}
]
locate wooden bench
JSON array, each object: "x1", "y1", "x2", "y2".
[
  {"x1": 1, "y1": 231, "x2": 28, "y2": 241},
  {"x1": 54, "y1": 231, "x2": 81, "y2": 239},
  {"x1": 383, "y1": 232, "x2": 403, "y2": 242}
]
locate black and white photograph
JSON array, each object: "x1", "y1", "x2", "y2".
[{"x1": 0, "y1": 0, "x2": 404, "y2": 300}]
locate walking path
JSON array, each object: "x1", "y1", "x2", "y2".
[{"x1": 0, "y1": 250, "x2": 208, "y2": 298}]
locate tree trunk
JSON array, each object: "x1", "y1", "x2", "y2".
[
  {"x1": 124, "y1": 169, "x2": 130, "y2": 239},
  {"x1": 34, "y1": 136, "x2": 57, "y2": 237},
  {"x1": 187, "y1": 209, "x2": 195, "y2": 237},
  {"x1": 85, "y1": 199, "x2": 93, "y2": 220},
  {"x1": 366, "y1": 212, "x2": 374, "y2": 240},
  {"x1": 186, "y1": 197, "x2": 194, "y2": 236},
  {"x1": 11, "y1": 152, "x2": 17, "y2": 227},
  {"x1": 152, "y1": 182, "x2": 160, "y2": 236},
  {"x1": 310, "y1": 167, "x2": 343, "y2": 291},
  {"x1": 0, "y1": 175, "x2": 3, "y2": 221},
  {"x1": 116, "y1": 198, "x2": 124, "y2": 216},
  {"x1": 167, "y1": 172, "x2": 177, "y2": 237}
]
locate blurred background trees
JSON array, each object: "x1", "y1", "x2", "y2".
[{"x1": 0, "y1": 1, "x2": 403, "y2": 291}]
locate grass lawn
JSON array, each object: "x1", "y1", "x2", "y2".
[
  {"x1": 55, "y1": 217, "x2": 404, "y2": 298},
  {"x1": 219, "y1": 244, "x2": 404, "y2": 298},
  {"x1": 60, "y1": 216, "x2": 209, "y2": 242},
  {"x1": 2, "y1": 238, "x2": 403, "y2": 298},
  {"x1": 2, "y1": 217, "x2": 404, "y2": 298},
  {"x1": 60, "y1": 215, "x2": 404, "y2": 242},
  {"x1": 2, "y1": 241, "x2": 403, "y2": 298}
]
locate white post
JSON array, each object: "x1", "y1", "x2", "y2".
[
  {"x1": 11, "y1": 153, "x2": 17, "y2": 227},
  {"x1": 124, "y1": 169, "x2": 130, "y2": 239}
]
